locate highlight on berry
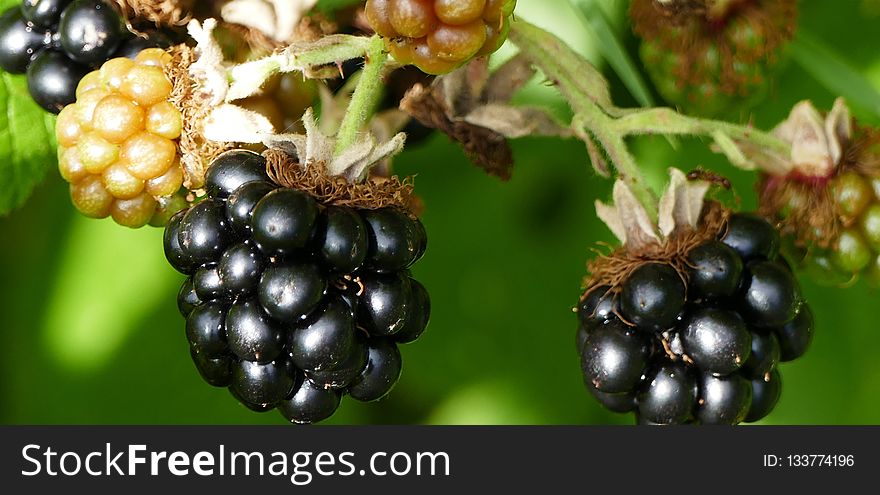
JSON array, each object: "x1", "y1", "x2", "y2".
[
  {"x1": 576, "y1": 171, "x2": 812, "y2": 424},
  {"x1": 0, "y1": 0, "x2": 875, "y2": 427},
  {"x1": 166, "y1": 150, "x2": 430, "y2": 424}
]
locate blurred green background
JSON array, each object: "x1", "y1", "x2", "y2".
[{"x1": 1, "y1": 0, "x2": 879, "y2": 425}]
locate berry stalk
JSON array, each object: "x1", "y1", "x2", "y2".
[
  {"x1": 508, "y1": 18, "x2": 795, "y2": 214},
  {"x1": 508, "y1": 18, "x2": 657, "y2": 218},
  {"x1": 333, "y1": 35, "x2": 388, "y2": 159},
  {"x1": 608, "y1": 108, "x2": 790, "y2": 158}
]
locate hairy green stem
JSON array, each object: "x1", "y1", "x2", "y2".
[
  {"x1": 609, "y1": 108, "x2": 790, "y2": 154},
  {"x1": 279, "y1": 34, "x2": 374, "y2": 71},
  {"x1": 508, "y1": 18, "x2": 612, "y2": 114},
  {"x1": 334, "y1": 36, "x2": 388, "y2": 155},
  {"x1": 509, "y1": 18, "x2": 794, "y2": 218},
  {"x1": 576, "y1": 105, "x2": 659, "y2": 219},
  {"x1": 509, "y1": 19, "x2": 658, "y2": 217}
]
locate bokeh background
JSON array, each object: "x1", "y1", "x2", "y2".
[{"x1": 1, "y1": 0, "x2": 879, "y2": 425}]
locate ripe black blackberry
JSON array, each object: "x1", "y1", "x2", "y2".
[
  {"x1": 165, "y1": 149, "x2": 430, "y2": 424},
  {"x1": 577, "y1": 172, "x2": 814, "y2": 425},
  {"x1": 0, "y1": 0, "x2": 170, "y2": 113}
]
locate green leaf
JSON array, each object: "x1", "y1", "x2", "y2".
[
  {"x1": 567, "y1": 0, "x2": 679, "y2": 148},
  {"x1": 0, "y1": 72, "x2": 57, "y2": 216},
  {"x1": 568, "y1": 0, "x2": 655, "y2": 109},
  {"x1": 791, "y1": 29, "x2": 880, "y2": 119},
  {"x1": 314, "y1": 0, "x2": 364, "y2": 14}
]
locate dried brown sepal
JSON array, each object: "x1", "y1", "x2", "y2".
[
  {"x1": 292, "y1": 13, "x2": 338, "y2": 43},
  {"x1": 165, "y1": 44, "x2": 234, "y2": 189},
  {"x1": 630, "y1": 0, "x2": 797, "y2": 96},
  {"x1": 582, "y1": 201, "x2": 730, "y2": 299},
  {"x1": 219, "y1": 13, "x2": 339, "y2": 57},
  {"x1": 401, "y1": 82, "x2": 513, "y2": 181},
  {"x1": 113, "y1": 0, "x2": 193, "y2": 27},
  {"x1": 757, "y1": 174, "x2": 836, "y2": 249},
  {"x1": 219, "y1": 21, "x2": 284, "y2": 56},
  {"x1": 758, "y1": 124, "x2": 880, "y2": 248},
  {"x1": 263, "y1": 149, "x2": 416, "y2": 212},
  {"x1": 399, "y1": 56, "x2": 569, "y2": 181}
]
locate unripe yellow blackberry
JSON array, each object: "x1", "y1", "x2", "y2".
[{"x1": 56, "y1": 48, "x2": 185, "y2": 228}]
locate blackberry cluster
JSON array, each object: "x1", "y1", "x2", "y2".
[
  {"x1": 56, "y1": 48, "x2": 184, "y2": 228},
  {"x1": 364, "y1": 0, "x2": 516, "y2": 75},
  {"x1": 0, "y1": 0, "x2": 170, "y2": 113},
  {"x1": 164, "y1": 150, "x2": 430, "y2": 424},
  {"x1": 630, "y1": 0, "x2": 796, "y2": 117},
  {"x1": 577, "y1": 213, "x2": 813, "y2": 425}
]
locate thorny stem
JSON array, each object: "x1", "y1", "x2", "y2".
[
  {"x1": 508, "y1": 18, "x2": 793, "y2": 217},
  {"x1": 334, "y1": 36, "x2": 388, "y2": 156}
]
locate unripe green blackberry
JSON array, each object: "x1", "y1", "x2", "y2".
[
  {"x1": 630, "y1": 0, "x2": 796, "y2": 117},
  {"x1": 56, "y1": 48, "x2": 185, "y2": 228},
  {"x1": 759, "y1": 122, "x2": 880, "y2": 285}
]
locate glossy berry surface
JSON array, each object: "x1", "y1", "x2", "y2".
[
  {"x1": 205, "y1": 150, "x2": 270, "y2": 199},
  {"x1": 776, "y1": 305, "x2": 813, "y2": 362},
  {"x1": 746, "y1": 368, "x2": 782, "y2": 422},
  {"x1": 185, "y1": 301, "x2": 228, "y2": 358},
  {"x1": 619, "y1": 263, "x2": 685, "y2": 332},
  {"x1": 348, "y1": 338, "x2": 403, "y2": 402},
  {"x1": 165, "y1": 150, "x2": 430, "y2": 423},
  {"x1": 190, "y1": 349, "x2": 232, "y2": 387},
  {"x1": 740, "y1": 260, "x2": 801, "y2": 328},
  {"x1": 58, "y1": 0, "x2": 124, "y2": 65},
  {"x1": 231, "y1": 360, "x2": 296, "y2": 406},
  {"x1": 258, "y1": 262, "x2": 326, "y2": 323},
  {"x1": 686, "y1": 241, "x2": 743, "y2": 299},
  {"x1": 577, "y1": 285, "x2": 617, "y2": 329},
  {"x1": 316, "y1": 206, "x2": 368, "y2": 273},
  {"x1": 394, "y1": 278, "x2": 431, "y2": 344},
  {"x1": 9, "y1": 0, "x2": 172, "y2": 115},
  {"x1": 637, "y1": 361, "x2": 697, "y2": 425},
  {"x1": 251, "y1": 188, "x2": 319, "y2": 255},
  {"x1": 580, "y1": 320, "x2": 650, "y2": 394},
  {"x1": 26, "y1": 48, "x2": 86, "y2": 111},
  {"x1": 362, "y1": 207, "x2": 425, "y2": 272},
  {"x1": 113, "y1": 30, "x2": 172, "y2": 59},
  {"x1": 741, "y1": 330, "x2": 780, "y2": 379},
  {"x1": 696, "y1": 373, "x2": 752, "y2": 425},
  {"x1": 587, "y1": 384, "x2": 636, "y2": 414},
  {"x1": 722, "y1": 213, "x2": 780, "y2": 261},
  {"x1": 358, "y1": 272, "x2": 413, "y2": 336},
  {"x1": 288, "y1": 296, "x2": 356, "y2": 372},
  {"x1": 279, "y1": 378, "x2": 342, "y2": 424},
  {"x1": 226, "y1": 298, "x2": 284, "y2": 364},
  {"x1": 218, "y1": 242, "x2": 264, "y2": 296},
  {"x1": 21, "y1": 0, "x2": 74, "y2": 28},
  {"x1": 179, "y1": 200, "x2": 232, "y2": 266},
  {"x1": 680, "y1": 308, "x2": 751, "y2": 376},
  {"x1": 577, "y1": 212, "x2": 811, "y2": 424},
  {"x1": 226, "y1": 181, "x2": 277, "y2": 234},
  {"x1": 0, "y1": 7, "x2": 50, "y2": 73},
  {"x1": 308, "y1": 334, "x2": 369, "y2": 389},
  {"x1": 364, "y1": 0, "x2": 517, "y2": 74}
]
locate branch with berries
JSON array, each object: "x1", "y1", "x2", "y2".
[{"x1": 2, "y1": 0, "x2": 878, "y2": 426}]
